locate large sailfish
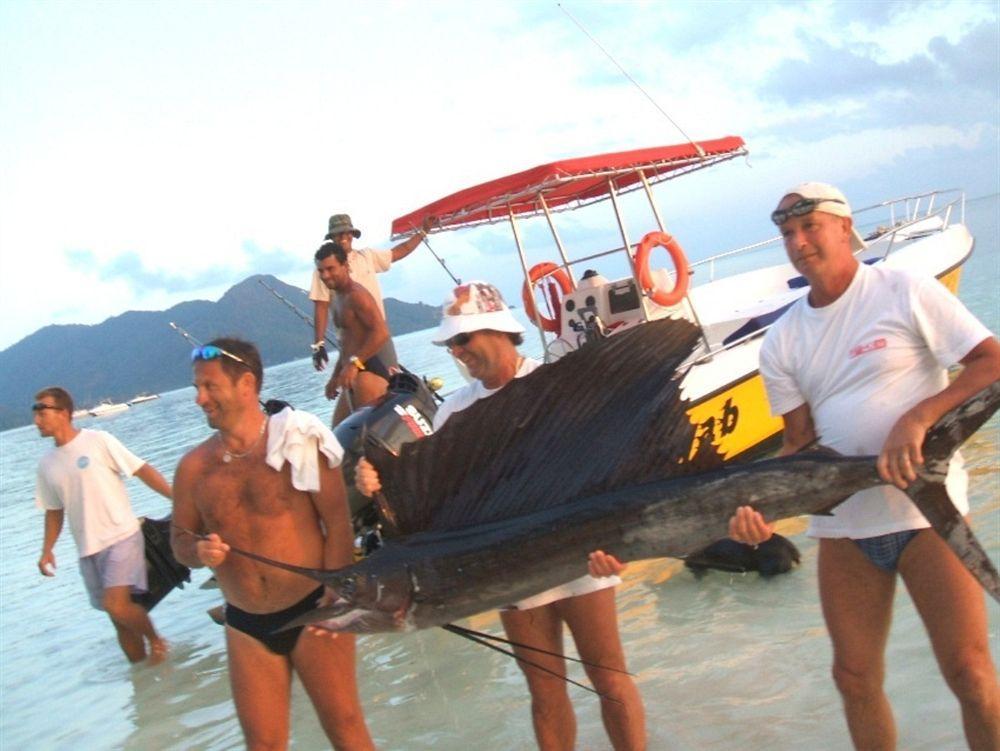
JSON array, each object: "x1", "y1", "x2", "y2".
[{"x1": 198, "y1": 318, "x2": 1000, "y2": 634}]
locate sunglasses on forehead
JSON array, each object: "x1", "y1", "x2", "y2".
[
  {"x1": 31, "y1": 403, "x2": 64, "y2": 412},
  {"x1": 770, "y1": 197, "x2": 846, "y2": 226},
  {"x1": 191, "y1": 344, "x2": 249, "y2": 366}
]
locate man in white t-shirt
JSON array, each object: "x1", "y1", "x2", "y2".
[
  {"x1": 33, "y1": 386, "x2": 174, "y2": 664},
  {"x1": 354, "y1": 282, "x2": 646, "y2": 751},
  {"x1": 729, "y1": 183, "x2": 1000, "y2": 750},
  {"x1": 308, "y1": 212, "x2": 434, "y2": 370}
]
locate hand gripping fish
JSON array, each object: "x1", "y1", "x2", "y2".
[{"x1": 218, "y1": 318, "x2": 1000, "y2": 634}]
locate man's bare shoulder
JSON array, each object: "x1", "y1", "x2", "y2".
[{"x1": 177, "y1": 436, "x2": 216, "y2": 476}]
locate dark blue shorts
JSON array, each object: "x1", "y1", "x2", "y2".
[{"x1": 853, "y1": 529, "x2": 922, "y2": 572}]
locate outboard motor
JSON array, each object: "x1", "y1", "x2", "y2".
[{"x1": 334, "y1": 371, "x2": 438, "y2": 539}]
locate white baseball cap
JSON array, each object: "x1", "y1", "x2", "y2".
[
  {"x1": 432, "y1": 281, "x2": 525, "y2": 345},
  {"x1": 774, "y1": 182, "x2": 867, "y2": 251}
]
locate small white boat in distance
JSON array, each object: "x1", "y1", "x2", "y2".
[
  {"x1": 71, "y1": 408, "x2": 90, "y2": 420},
  {"x1": 89, "y1": 400, "x2": 130, "y2": 417},
  {"x1": 128, "y1": 393, "x2": 160, "y2": 406}
]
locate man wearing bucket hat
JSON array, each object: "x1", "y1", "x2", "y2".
[
  {"x1": 729, "y1": 183, "x2": 1000, "y2": 749},
  {"x1": 308, "y1": 213, "x2": 435, "y2": 371},
  {"x1": 354, "y1": 281, "x2": 646, "y2": 751}
]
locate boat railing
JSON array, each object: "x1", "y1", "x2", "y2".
[{"x1": 691, "y1": 189, "x2": 965, "y2": 282}]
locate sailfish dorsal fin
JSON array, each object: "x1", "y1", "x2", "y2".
[{"x1": 369, "y1": 317, "x2": 724, "y2": 535}]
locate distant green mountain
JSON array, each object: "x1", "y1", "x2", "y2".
[{"x1": 0, "y1": 274, "x2": 440, "y2": 431}]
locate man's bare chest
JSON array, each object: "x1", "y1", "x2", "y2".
[{"x1": 195, "y1": 462, "x2": 297, "y2": 527}]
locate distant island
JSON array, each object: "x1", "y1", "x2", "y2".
[{"x1": 0, "y1": 274, "x2": 440, "y2": 431}]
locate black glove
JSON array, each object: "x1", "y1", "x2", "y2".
[{"x1": 311, "y1": 342, "x2": 329, "y2": 371}]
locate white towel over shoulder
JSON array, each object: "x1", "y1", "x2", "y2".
[{"x1": 265, "y1": 407, "x2": 344, "y2": 492}]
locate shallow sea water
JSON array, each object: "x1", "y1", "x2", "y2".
[{"x1": 1, "y1": 195, "x2": 997, "y2": 750}]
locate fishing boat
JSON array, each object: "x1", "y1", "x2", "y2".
[
  {"x1": 88, "y1": 399, "x2": 130, "y2": 417},
  {"x1": 128, "y1": 392, "x2": 160, "y2": 406},
  {"x1": 391, "y1": 136, "x2": 972, "y2": 461}
]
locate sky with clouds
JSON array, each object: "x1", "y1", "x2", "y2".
[{"x1": 1, "y1": 0, "x2": 996, "y2": 350}]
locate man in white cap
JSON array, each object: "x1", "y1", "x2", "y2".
[
  {"x1": 308, "y1": 213, "x2": 435, "y2": 370},
  {"x1": 729, "y1": 183, "x2": 1000, "y2": 749},
  {"x1": 355, "y1": 281, "x2": 646, "y2": 751}
]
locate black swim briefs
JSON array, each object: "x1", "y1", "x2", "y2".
[
  {"x1": 363, "y1": 339, "x2": 399, "y2": 383},
  {"x1": 224, "y1": 585, "x2": 325, "y2": 656}
]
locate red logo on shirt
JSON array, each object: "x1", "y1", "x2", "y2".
[{"x1": 849, "y1": 337, "x2": 887, "y2": 359}]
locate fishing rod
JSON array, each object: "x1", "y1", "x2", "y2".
[
  {"x1": 255, "y1": 279, "x2": 355, "y2": 410},
  {"x1": 402, "y1": 216, "x2": 461, "y2": 286},
  {"x1": 556, "y1": 2, "x2": 705, "y2": 158},
  {"x1": 419, "y1": 234, "x2": 461, "y2": 286},
  {"x1": 258, "y1": 278, "x2": 445, "y2": 402},
  {"x1": 167, "y1": 321, "x2": 292, "y2": 415},
  {"x1": 257, "y1": 278, "x2": 341, "y2": 351},
  {"x1": 169, "y1": 321, "x2": 203, "y2": 347}
]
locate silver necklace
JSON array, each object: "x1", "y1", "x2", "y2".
[{"x1": 219, "y1": 417, "x2": 267, "y2": 464}]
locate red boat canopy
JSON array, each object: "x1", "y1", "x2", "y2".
[{"x1": 391, "y1": 136, "x2": 747, "y2": 238}]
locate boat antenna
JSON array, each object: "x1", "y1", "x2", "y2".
[{"x1": 556, "y1": 2, "x2": 705, "y2": 158}]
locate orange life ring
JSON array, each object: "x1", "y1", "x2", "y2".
[
  {"x1": 635, "y1": 230, "x2": 690, "y2": 308},
  {"x1": 522, "y1": 262, "x2": 572, "y2": 333}
]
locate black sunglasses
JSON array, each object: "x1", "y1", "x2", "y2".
[
  {"x1": 32, "y1": 403, "x2": 64, "y2": 412},
  {"x1": 444, "y1": 332, "x2": 472, "y2": 349},
  {"x1": 771, "y1": 197, "x2": 846, "y2": 226}
]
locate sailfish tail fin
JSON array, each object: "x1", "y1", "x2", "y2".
[{"x1": 904, "y1": 381, "x2": 1000, "y2": 602}]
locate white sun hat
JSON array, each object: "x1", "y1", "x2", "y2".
[{"x1": 432, "y1": 281, "x2": 525, "y2": 345}]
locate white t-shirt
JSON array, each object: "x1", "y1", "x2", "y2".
[
  {"x1": 35, "y1": 429, "x2": 146, "y2": 557},
  {"x1": 760, "y1": 263, "x2": 992, "y2": 538},
  {"x1": 434, "y1": 357, "x2": 621, "y2": 609},
  {"x1": 309, "y1": 247, "x2": 393, "y2": 318}
]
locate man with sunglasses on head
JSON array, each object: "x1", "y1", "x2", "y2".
[
  {"x1": 308, "y1": 213, "x2": 436, "y2": 373},
  {"x1": 33, "y1": 386, "x2": 173, "y2": 664},
  {"x1": 171, "y1": 338, "x2": 374, "y2": 750},
  {"x1": 728, "y1": 183, "x2": 1000, "y2": 750},
  {"x1": 354, "y1": 282, "x2": 646, "y2": 751},
  {"x1": 315, "y1": 239, "x2": 397, "y2": 425}
]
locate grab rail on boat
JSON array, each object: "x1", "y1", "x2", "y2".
[{"x1": 691, "y1": 189, "x2": 966, "y2": 282}]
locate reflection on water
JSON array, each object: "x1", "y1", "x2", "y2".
[{"x1": 0, "y1": 196, "x2": 997, "y2": 750}]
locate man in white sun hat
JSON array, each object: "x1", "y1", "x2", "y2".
[
  {"x1": 729, "y1": 182, "x2": 1000, "y2": 750},
  {"x1": 355, "y1": 281, "x2": 646, "y2": 751}
]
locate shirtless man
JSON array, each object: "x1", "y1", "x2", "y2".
[
  {"x1": 315, "y1": 239, "x2": 396, "y2": 425},
  {"x1": 308, "y1": 213, "x2": 435, "y2": 371},
  {"x1": 171, "y1": 338, "x2": 374, "y2": 750}
]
